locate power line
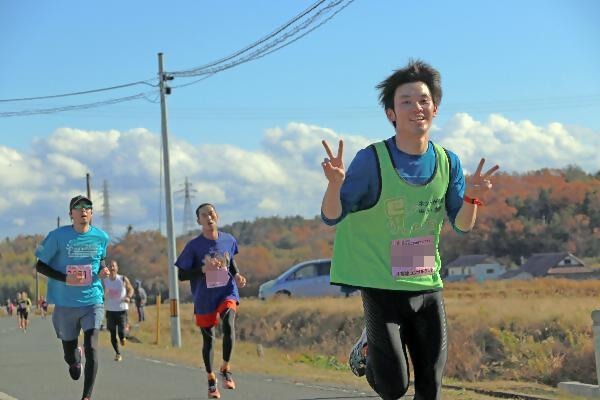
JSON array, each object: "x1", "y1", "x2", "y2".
[
  {"x1": 0, "y1": 90, "x2": 158, "y2": 118},
  {"x1": 0, "y1": 0, "x2": 355, "y2": 118},
  {"x1": 171, "y1": 0, "x2": 328, "y2": 76},
  {"x1": 252, "y1": 0, "x2": 354, "y2": 61},
  {"x1": 169, "y1": 0, "x2": 353, "y2": 78},
  {"x1": 0, "y1": 79, "x2": 157, "y2": 103}
]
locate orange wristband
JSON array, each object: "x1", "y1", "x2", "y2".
[{"x1": 463, "y1": 195, "x2": 483, "y2": 206}]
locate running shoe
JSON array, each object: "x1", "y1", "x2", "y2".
[
  {"x1": 219, "y1": 368, "x2": 236, "y2": 389},
  {"x1": 348, "y1": 328, "x2": 368, "y2": 377},
  {"x1": 114, "y1": 354, "x2": 123, "y2": 362},
  {"x1": 120, "y1": 337, "x2": 127, "y2": 347},
  {"x1": 69, "y1": 347, "x2": 83, "y2": 380},
  {"x1": 207, "y1": 378, "x2": 221, "y2": 399}
]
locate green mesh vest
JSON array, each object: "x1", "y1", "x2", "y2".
[{"x1": 330, "y1": 141, "x2": 449, "y2": 291}]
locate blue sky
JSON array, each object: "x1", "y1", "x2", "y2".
[{"x1": 1, "y1": 0, "x2": 599, "y2": 239}]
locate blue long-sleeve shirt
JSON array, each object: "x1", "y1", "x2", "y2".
[{"x1": 322, "y1": 137, "x2": 466, "y2": 232}]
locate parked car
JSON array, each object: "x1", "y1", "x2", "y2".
[{"x1": 258, "y1": 258, "x2": 356, "y2": 300}]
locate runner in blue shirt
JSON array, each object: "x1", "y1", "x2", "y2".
[
  {"x1": 35, "y1": 195, "x2": 110, "y2": 400},
  {"x1": 175, "y1": 203, "x2": 247, "y2": 399}
]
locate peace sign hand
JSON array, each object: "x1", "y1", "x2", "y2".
[
  {"x1": 466, "y1": 158, "x2": 500, "y2": 199},
  {"x1": 321, "y1": 139, "x2": 345, "y2": 185}
]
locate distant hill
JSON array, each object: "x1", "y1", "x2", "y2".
[{"x1": 2, "y1": 165, "x2": 599, "y2": 299}]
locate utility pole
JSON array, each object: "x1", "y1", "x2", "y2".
[
  {"x1": 101, "y1": 180, "x2": 113, "y2": 240},
  {"x1": 86, "y1": 173, "x2": 91, "y2": 200},
  {"x1": 158, "y1": 52, "x2": 181, "y2": 347}
]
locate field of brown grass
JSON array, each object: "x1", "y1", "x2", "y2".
[{"x1": 105, "y1": 278, "x2": 598, "y2": 399}]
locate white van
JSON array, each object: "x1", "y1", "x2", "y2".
[{"x1": 258, "y1": 258, "x2": 356, "y2": 299}]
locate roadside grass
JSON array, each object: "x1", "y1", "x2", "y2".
[{"x1": 96, "y1": 278, "x2": 598, "y2": 400}]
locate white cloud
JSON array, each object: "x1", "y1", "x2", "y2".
[
  {"x1": 40, "y1": 127, "x2": 120, "y2": 159},
  {"x1": 1, "y1": 116, "x2": 598, "y2": 239},
  {"x1": 263, "y1": 122, "x2": 371, "y2": 168},
  {"x1": 437, "y1": 113, "x2": 599, "y2": 174},
  {"x1": 46, "y1": 153, "x2": 88, "y2": 178},
  {"x1": 257, "y1": 197, "x2": 279, "y2": 212}
]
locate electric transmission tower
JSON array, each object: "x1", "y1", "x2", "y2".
[
  {"x1": 101, "y1": 180, "x2": 114, "y2": 240},
  {"x1": 176, "y1": 176, "x2": 197, "y2": 235}
]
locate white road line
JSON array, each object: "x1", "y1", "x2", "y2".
[{"x1": 0, "y1": 392, "x2": 18, "y2": 400}]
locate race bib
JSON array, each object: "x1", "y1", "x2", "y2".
[
  {"x1": 108, "y1": 288, "x2": 121, "y2": 299},
  {"x1": 390, "y1": 236, "x2": 435, "y2": 278},
  {"x1": 66, "y1": 264, "x2": 93, "y2": 286},
  {"x1": 206, "y1": 269, "x2": 230, "y2": 288}
]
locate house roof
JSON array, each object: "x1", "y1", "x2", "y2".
[
  {"x1": 520, "y1": 252, "x2": 586, "y2": 277},
  {"x1": 444, "y1": 254, "x2": 491, "y2": 268}
]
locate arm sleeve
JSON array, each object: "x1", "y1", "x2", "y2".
[
  {"x1": 36, "y1": 259, "x2": 67, "y2": 282},
  {"x1": 229, "y1": 258, "x2": 240, "y2": 275},
  {"x1": 178, "y1": 268, "x2": 204, "y2": 282}
]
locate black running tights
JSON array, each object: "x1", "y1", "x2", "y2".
[
  {"x1": 62, "y1": 329, "x2": 99, "y2": 399},
  {"x1": 361, "y1": 289, "x2": 448, "y2": 400},
  {"x1": 200, "y1": 308, "x2": 236, "y2": 374}
]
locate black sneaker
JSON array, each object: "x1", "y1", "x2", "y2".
[{"x1": 69, "y1": 347, "x2": 82, "y2": 380}]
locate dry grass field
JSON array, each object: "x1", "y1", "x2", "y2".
[{"x1": 100, "y1": 278, "x2": 599, "y2": 400}]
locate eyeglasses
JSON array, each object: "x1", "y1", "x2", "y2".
[{"x1": 72, "y1": 204, "x2": 93, "y2": 210}]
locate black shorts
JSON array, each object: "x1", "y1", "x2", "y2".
[{"x1": 105, "y1": 310, "x2": 128, "y2": 330}]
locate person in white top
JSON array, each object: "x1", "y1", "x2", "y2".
[{"x1": 102, "y1": 260, "x2": 134, "y2": 361}]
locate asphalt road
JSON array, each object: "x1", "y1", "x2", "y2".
[{"x1": 0, "y1": 315, "x2": 380, "y2": 400}]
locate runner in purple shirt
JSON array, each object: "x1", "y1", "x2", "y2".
[{"x1": 175, "y1": 203, "x2": 247, "y2": 399}]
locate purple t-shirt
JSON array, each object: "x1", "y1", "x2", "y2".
[{"x1": 174, "y1": 232, "x2": 240, "y2": 315}]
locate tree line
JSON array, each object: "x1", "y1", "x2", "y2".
[{"x1": 1, "y1": 165, "x2": 598, "y2": 301}]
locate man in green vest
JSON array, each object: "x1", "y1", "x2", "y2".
[{"x1": 320, "y1": 59, "x2": 499, "y2": 400}]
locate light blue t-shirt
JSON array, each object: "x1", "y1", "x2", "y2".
[{"x1": 35, "y1": 225, "x2": 109, "y2": 307}]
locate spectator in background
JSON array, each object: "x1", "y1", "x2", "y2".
[{"x1": 133, "y1": 280, "x2": 147, "y2": 322}]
